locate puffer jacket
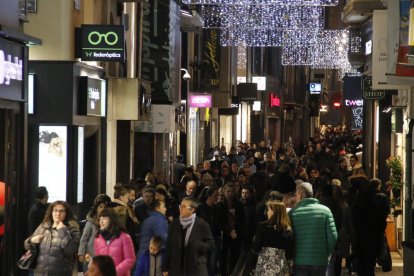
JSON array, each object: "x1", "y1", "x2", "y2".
[
  {"x1": 78, "y1": 214, "x2": 99, "y2": 257},
  {"x1": 289, "y1": 198, "x2": 338, "y2": 266},
  {"x1": 94, "y1": 231, "x2": 136, "y2": 276},
  {"x1": 24, "y1": 220, "x2": 80, "y2": 276}
]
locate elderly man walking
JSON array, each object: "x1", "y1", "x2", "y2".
[{"x1": 289, "y1": 182, "x2": 338, "y2": 275}]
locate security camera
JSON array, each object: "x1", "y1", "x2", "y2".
[{"x1": 181, "y1": 68, "x2": 191, "y2": 81}]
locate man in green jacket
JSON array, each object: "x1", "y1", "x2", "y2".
[{"x1": 289, "y1": 182, "x2": 338, "y2": 275}]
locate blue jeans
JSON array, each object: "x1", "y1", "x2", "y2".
[{"x1": 294, "y1": 264, "x2": 327, "y2": 276}]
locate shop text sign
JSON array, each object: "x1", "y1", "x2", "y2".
[
  {"x1": 0, "y1": 49, "x2": 23, "y2": 86},
  {"x1": 189, "y1": 94, "x2": 212, "y2": 108},
  {"x1": 80, "y1": 25, "x2": 125, "y2": 62},
  {"x1": 363, "y1": 77, "x2": 385, "y2": 100}
]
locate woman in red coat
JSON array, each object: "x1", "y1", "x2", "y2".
[{"x1": 94, "y1": 208, "x2": 136, "y2": 276}]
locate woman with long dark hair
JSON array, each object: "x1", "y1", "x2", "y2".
[
  {"x1": 253, "y1": 200, "x2": 293, "y2": 276},
  {"x1": 24, "y1": 200, "x2": 80, "y2": 275},
  {"x1": 94, "y1": 208, "x2": 136, "y2": 276}
]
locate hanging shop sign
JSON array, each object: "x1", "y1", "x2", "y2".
[
  {"x1": 0, "y1": 38, "x2": 24, "y2": 101},
  {"x1": 188, "y1": 93, "x2": 212, "y2": 108},
  {"x1": 80, "y1": 25, "x2": 125, "y2": 62},
  {"x1": 363, "y1": 77, "x2": 385, "y2": 100},
  {"x1": 270, "y1": 93, "x2": 281, "y2": 107},
  {"x1": 309, "y1": 83, "x2": 322, "y2": 94},
  {"x1": 201, "y1": 29, "x2": 220, "y2": 91},
  {"x1": 238, "y1": 83, "x2": 258, "y2": 101},
  {"x1": 79, "y1": 76, "x2": 107, "y2": 117},
  {"x1": 252, "y1": 76, "x2": 266, "y2": 91},
  {"x1": 351, "y1": 106, "x2": 363, "y2": 130}
]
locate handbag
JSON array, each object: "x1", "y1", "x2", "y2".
[{"x1": 17, "y1": 243, "x2": 39, "y2": 270}]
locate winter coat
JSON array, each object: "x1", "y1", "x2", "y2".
[
  {"x1": 94, "y1": 231, "x2": 136, "y2": 276},
  {"x1": 134, "y1": 249, "x2": 165, "y2": 276},
  {"x1": 24, "y1": 220, "x2": 80, "y2": 276},
  {"x1": 112, "y1": 199, "x2": 139, "y2": 250},
  {"x1": 28, "y1": 200, "x2": 49, "y2": 234},
  {"x1": 289, "y1": 198, "x2": 338, "y2": 266},
  {"x1": 162, "y1": 217, "x2": 215, "y2": 276},
  {"x1": 77, "y1": 214, "x2": 99, "y2": 257},
  {"x1": 137, "y1": 211, "x2": 168, "y2": 258}
]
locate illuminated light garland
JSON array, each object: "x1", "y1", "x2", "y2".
[
  {"x1": 237, "y1": 46, "x2": 247, "y2": 69},
  {"x1": 221, "y1": 28, "x2": 286, "y2": 46},
  {"x1": 183, "y1": 0, "x2": 338, "y2": 6},
  {"x1": 281, "y1": 30, "x2": 350, "y2": 69},
  {"x1": 202, "y1": 5, "x2": 324, "y2": 29}
]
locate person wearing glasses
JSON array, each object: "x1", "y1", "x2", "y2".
[
  {"x1": 24, "y1": 200, "x2": 80, "y2": 275},
  {"x1": 162, "y1": 197, "x2": 215, "y2": 276}
]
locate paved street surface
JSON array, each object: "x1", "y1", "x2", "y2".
[{"x1": 342, "y1": 252, "x2": 404, "y2": 276}]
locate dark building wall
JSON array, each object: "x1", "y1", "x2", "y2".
[{"x1": 0, "y1": 0, "x2": 20, "y2": 29}]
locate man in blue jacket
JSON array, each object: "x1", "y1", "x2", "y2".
[{"x1": 289, "y1": 182, "x2": 338, "y2": 275}]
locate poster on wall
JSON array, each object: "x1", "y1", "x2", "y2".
[{"x1": 38, "y1": 126, "x2": 67, "y2": 202}]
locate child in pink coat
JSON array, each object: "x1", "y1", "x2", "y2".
[{"x1": 94, "y1": 208, "x2": 136, "y2": 276}]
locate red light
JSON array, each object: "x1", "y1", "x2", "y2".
[
  {"x1": 333, "y1": 102, "x2": 341, "y2": 108},
  {"x1": 270, "y1": 93, "x2": 281, "y2": 107}
]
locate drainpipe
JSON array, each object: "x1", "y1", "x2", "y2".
[{"x1": 405, "y1": 119, "x2": 414, "y2": 241}]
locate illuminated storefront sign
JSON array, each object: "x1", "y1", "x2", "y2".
[
  {"x1": 345, "y1": 99, "x2": 364, "y2": 106},
  {"x1": 0, "y1": 50, "x2": 23, "y2": 86},
  {"x1": 270, "y1": 93, "x2": 281, "y2": 107},
  {"x1": 188, "y1": 94, "x2": 212, "y2": 108},
  {"x1": 252, "y1": 76, "x2": 266, "y2": 91},
  {"x1": 80, "y1": 25, "x2": 125, "y2": 62}
]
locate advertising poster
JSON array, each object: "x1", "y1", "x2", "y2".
[
  {"x1": 351, "y1": 107, "x2": 363, "y2": 130},
  {"x1": 38, "y1": 126, "x2": 67, "y2": 202}
]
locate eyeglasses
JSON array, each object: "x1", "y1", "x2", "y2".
[
  {"x1": 179, "y1": 205, "x2": 193, "y2": 210},
  {"x1": 53, "y1": 209, "x2": 66, "y2": 214}
]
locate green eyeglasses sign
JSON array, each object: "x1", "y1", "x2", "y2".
[{"x1": 80, "y1": 25, "x2": 125, "y2": 62}]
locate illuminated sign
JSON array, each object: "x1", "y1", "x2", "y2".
[
  {"x1": 365, "y1": 40, "x2": 372, "y2": 55},
  {"x1": 79, "y1": 77, "x2": 107, "y2": 117},
  {"x1": 252, "y1": 101, "x2": 261, "y2": 111},
  {"x1": 80, "y1": 25, "x2": 125, "y2": 62},
  {"x1": 270, "y1": 93, "x2": 280, "y2": 107},
  {"x1": 237, "y1": 76, "x2": 246, "y2": 84},
  {"x1": 252, "y1": 76, "x2": 266, "y2": 91},
  {"x1": 188, "y1": 94, "x2": 212, "y2": 108},
  {"x1": 0, "y1": 50, "x2": 23, "y2": 86},
  {"x1": 345, "y1": 99, "x2": 364, "y2": 106},
  {"x1": 309, "y1": 83, "x2": 322, "y2": 94},
  {"x1": 320, "y1": 105, "x2": 328, "y2": 112}
]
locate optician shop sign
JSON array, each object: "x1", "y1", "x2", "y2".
[
  {"x1": 188, "y1": 94, "x2": 212, "y2": 108},
  {"x1": 0, "y1": 38, "x2": 24, "y2": 101},
  {"x1": 80, "y1": 25, "x2": 125, "y2": 62}
]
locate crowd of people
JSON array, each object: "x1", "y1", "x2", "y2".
[{"x1": 23, "y1": 125, "x2": 391, "y2": 276}]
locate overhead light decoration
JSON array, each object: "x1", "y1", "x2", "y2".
[
  {"x1": 237, "y1": 46, "x2": 247, "y2": 69},
  {"x1": 183, "y1": 0, "x2": 338, "y2": 6},
  {"x1": 202, "y1": 5, "x2": 324, "y2": 30},
  {"x1": 281, "y1": 30, "x2": 350, "y2": 69}
]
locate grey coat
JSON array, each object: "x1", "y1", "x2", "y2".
[
  {"x1": 78, "y1": 215, "x2": 99, "y2": 257},
  {"x1": 25, "y1": 220, "x2": 80, "y2": 276}
]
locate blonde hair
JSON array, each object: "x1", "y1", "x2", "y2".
[{"x1": 265, "y1": 200, "x2": 291, "y2": 231}]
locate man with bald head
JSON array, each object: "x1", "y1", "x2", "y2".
[{"x1": 178, "y1": 180, "x2": 197, "y2": 202}]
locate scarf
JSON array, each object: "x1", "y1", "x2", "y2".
[
  {"x1": 179, "y1": 213, "x2": 196, "y2": 246},
  {"x1": 99, "y1": 230, "x2": 113, "y2": 242}
]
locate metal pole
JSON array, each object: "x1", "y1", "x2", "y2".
[{"x1": 405, "y1": 120, "x2": 414, "y2": 241}]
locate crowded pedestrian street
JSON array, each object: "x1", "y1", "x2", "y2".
[{"x1": 2, "y1": 0, "x2": 414, "y2": 275}]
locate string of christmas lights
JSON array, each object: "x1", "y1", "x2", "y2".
[
  {"x1": 183, "y1": 0, "x2": 338, "y2": 6},
  {"x1": 202, "y1": 4, "x2": 324, "y2": 29},
  {"x1": 281, "y1": 30, "x2": 350, "y2": 69}
]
